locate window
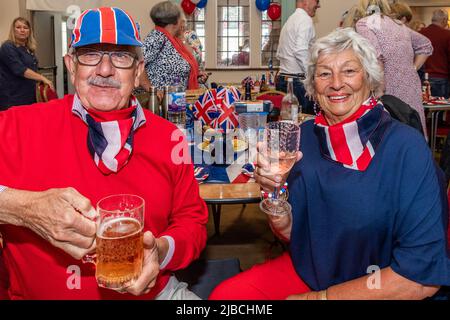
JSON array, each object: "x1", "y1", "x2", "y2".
[
  {"x1": 261, "y1": 5, "x2": 281, "y2": 68},
  {"x1": 186, "y1": 7, "x2": 206, "y2": 66},
  {"x1": 217, "y1": 0, "x2": 250, "y2": 67}
]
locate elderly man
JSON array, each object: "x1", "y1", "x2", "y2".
[
  {"x1": 276, "y1": 0, "x2": 321, "y2": 115},
  {"x1": 0, "y1": 7, "x2": 207, "y2": 299},
  {"x1": 420, "y1": 9, "x2": 450, "y2": 99}
]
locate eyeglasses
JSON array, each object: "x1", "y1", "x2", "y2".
[{"x1": 75, "y1": 49, "x2": 137, "y2": 69}]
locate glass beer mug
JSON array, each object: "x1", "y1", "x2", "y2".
[{"x1": 83, "y1": 194, "x2": 145, "y2": 290}]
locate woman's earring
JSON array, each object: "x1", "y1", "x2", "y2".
[{"x1": 313, "y1": 101, "x2": 321, "y2": 116}]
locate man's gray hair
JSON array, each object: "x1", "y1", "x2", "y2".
[
  {"x1": 150, "y1": 1, "x2": 182, "y2": 27},
  {"x1": 304, "y1": 28, "x2": 384, "y2": 99},
  {"x1": 432, "y1": 9, "x2": 448, "y2": 23}
]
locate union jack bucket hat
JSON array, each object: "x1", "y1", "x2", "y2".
[{"x1": 70, "y1": 7, "x2": 142, "y2": 48}]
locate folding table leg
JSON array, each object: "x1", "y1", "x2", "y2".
[{"x1": 211, "y1": 204, "x2": 222, "y2": 236}]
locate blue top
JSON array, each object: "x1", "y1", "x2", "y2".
[
  {"x1": 288, "y1": 118, "x2": 450, "y2": 290},
  {"x1": 0, "y1": 41, "x2": 38, "y2": 110}
]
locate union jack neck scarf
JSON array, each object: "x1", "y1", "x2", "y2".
[
  {"x1": 314, "y1": 97, "x2": 391, "y2": 171},
  {"x1": 72, "y1": 94, "x2": 146, "y2": 175}
]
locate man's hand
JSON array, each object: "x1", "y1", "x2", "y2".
[
  {"x1": 254, "y1": 142, "x2": 302, "y2": 193},
  {"x1": 123, "y1": 231, "x2": 162, "y2": 296},
  {"x1": 19, "y1": 188, "x2": 98, "y2": 259}
]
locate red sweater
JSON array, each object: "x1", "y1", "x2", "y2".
[
  {"x1": 420, "y1": 24, "x2": 450, "y2": 79},
  {"x1": 0, "y1": 95, "x2": 208, "y2": 299}
]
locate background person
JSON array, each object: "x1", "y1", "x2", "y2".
[
  {"x1": 355, "y1": 0, "x2": 432, "y2": 137},
  {"x1": 140, "y1": 1, "x2": 207, "y2": 92},
  {"x1": 420, "y1": 9, "x2": 450, "y2": 99},
  {"x1": 209, "y1": 28, "x2": 449, "y2": 300},
  {"x1": 0, "y1": 17, "x2": 53, "y2": 110},
  {"x1": 276, "y1": 0, "x2": 321, "y2": 115}
]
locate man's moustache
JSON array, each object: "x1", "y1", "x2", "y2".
[{"x1": 88, "y1": 77, "x2": 121, "y2": 89}]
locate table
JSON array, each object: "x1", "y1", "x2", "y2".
[
  {"x1": 424, "y1": 103, "x2": 450, "y2": 157},
  {"x1": 199, "y1": 182, "x2": 261, "y2": 235}
]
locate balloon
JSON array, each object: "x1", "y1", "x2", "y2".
[
  {"x1": 181, "y1": 0, "x2": 196, "y2": 15},
  {"x1": 255, "y1": 0, "x2": 270, "y2": 12},
  {"x1": 196, "y1": 0, "x2": 207, "y2": 9},
  {"x1": 267, "y1": 3, "x2": 281, "y2": 20},
  {"x1": 191, "y1": 0, "x2": 201, "y2": 3}
]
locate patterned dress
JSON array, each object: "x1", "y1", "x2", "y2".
[
  {"x1": 184, "y1": 30, "x2": 203, "y2": 66},
  {"x1": 356, "y1": 14, "x2": 433, "y2": 136},
  {"x1": 143, "y1": 29, "x2": 191, "y2": 90}
]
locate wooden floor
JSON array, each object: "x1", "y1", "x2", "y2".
[{"x1": 201, "y1": 203, "x2": 284, "y2": 271}]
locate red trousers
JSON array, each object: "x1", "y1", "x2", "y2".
[{"x1": 209, "y1": 252, "x2": 310, "y2": 300}]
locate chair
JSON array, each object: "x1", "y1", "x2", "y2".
[
  {"x1": 175, "y1": 258, "x2": 241, "y2": 299},
  {"x1": 255, "y1": 90, "x2": 286, "y2": 109}
]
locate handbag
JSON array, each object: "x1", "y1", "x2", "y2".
[{"x1": 36, "y1": 82, "x2": 58, "y2": 103}]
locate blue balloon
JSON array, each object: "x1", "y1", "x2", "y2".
[
  {"x1": 255, "y1": 0, "x2": 270, "y2": 11},
  {"x1": 196, "y1": 0, "x2": 207, "y2": 9}
]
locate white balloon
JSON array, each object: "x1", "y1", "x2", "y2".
[{"x1": 191, "y1": 0, "x2": 201, "y2": 4}]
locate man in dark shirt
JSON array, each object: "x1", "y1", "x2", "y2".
[{"x1": 420, "y1": 9, "x2": 450, "y2": 98}]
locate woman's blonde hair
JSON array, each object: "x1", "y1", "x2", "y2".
[
  {"x1": 341, "y1": 5, "x2": 365, "y2": 28},
  {"x1": 357, "y1": 0, "x2": 392, "y2": 18},
  {"x1": 8, "y1": 17, "x2": 37, "y2": 52},
  {"x1": 409, "y1": 20, "x2": 426, "y2": 32},
  {"x1": 390, "y1": 2, "x2": 413, "y2": 23}
]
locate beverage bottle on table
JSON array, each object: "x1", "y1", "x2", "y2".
[
  {"x1": 161, "y1": 86, "x2": 169, "y2": 119},
  {"x1": 168, "y1": 78, "x2": 186, "y2": 129},
  {"x1": 245, "y1": 80, "x2": 252, "y2": 101},
  {"x1": 148, "y1": 86, "x2": 160, "y2": 115},
  {"x1": 422, "y1": 73, "x2": 431, "y2": 102},
  {"x1": 260, "y1": 74, "x2": 268, "y2": 92},
  {"x1": 254, "y1": 75, "x2": 261, "y2": 94},
  {"x1": 280, "y1": 77, "x2": 301, "y2": 124}
]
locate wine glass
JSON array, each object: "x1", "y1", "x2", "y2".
[{"x1": 259, "y1": 121, "x2": 300, "y2": 215}]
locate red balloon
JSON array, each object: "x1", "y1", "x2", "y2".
[
  {"x1": 181, "y1": 0, "x2": 196, "y2": 15},
  {"x1": 267, "y1": 3, "x2": 282, "y2": 21}
]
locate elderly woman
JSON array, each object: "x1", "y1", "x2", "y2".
[
  {"x1": 354, "y1": 0, "x2": 432, "y2": 137},
  {"x1": 141, "y1": 1, "x2": 207, "y2": 91},
  {"x1": 209, "y1": 28, "x2": 450, "y2": 300},
  {"x1": 0, "y1": 17, "x2": 53, "y2": 110}
]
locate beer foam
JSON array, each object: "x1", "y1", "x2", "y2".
[{"x1": 98, "y1": 217, "x2": 142, "y2": 239}]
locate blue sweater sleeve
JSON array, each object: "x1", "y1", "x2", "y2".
[
  {"x1": 0, "y1": 42, "x2": 28, "y2": 77},
  {"x1": 390, "y1": 137, "x2": 450, "y2": 285}
]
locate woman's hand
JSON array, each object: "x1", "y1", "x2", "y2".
[
  {"x1": 197, "y1": 71, "x2": 210, "y2": 84},
  {"x1": 41, "y1": 76, "x2": 55, "y2": 91},
  {"x1": 254, "y1": 142, "x2": 302, "y2": 193}
]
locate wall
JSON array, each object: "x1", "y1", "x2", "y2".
[
  {"x1": 315, "y1": 0, "x2": 358, "y2": 37},
  {"x1": 0, "y1": 0, "x2": 20, "y2": 41},
  {"x1": 101, "y1": 0, "x2": 159, "y2": 38}
]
